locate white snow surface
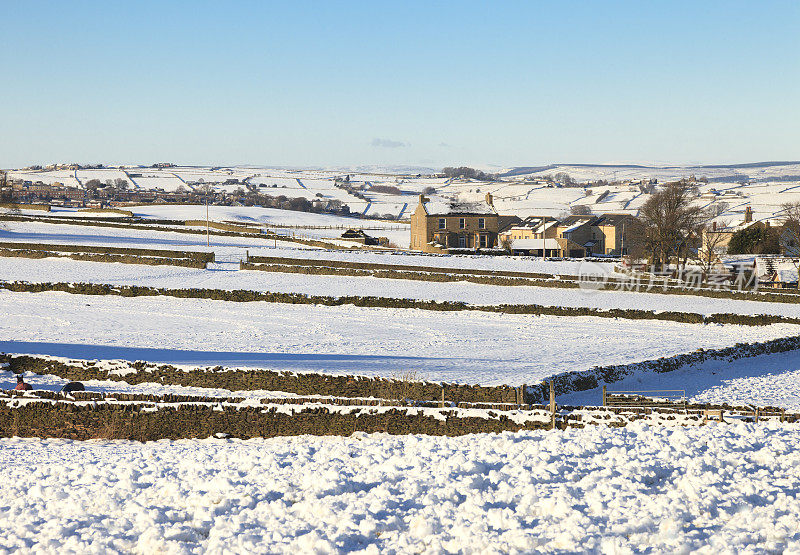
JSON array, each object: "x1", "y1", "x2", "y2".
[
  {"x1": 1, "y1": 290, "x2": 797, "y2": 386},
  {"x1": 561, "y1": 348, "x2": 800, "y2": 411},
  {"x1": 124, "y1": 204, "x2": 402, "y2": 229},
  {"x1": 2, "y1": 424, "x2": 800, "y2": 553},
  {"x1": 0, "y1": 221, "x2": 614, "y2": 274},
  {"x1": 1, "y1": 256, "x2": 799, "y2": 319}
]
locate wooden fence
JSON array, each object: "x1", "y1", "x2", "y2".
[{"x1": 602, "y1": 386, "x2": 790, "y2": 422}]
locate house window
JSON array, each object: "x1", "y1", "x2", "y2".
[
  {"x1": 479, "y1": 235, "x2": 487, "y2": 248},
  {"x1": 438, "y1": 218, "x2": 446, "y2": 229},
  {"x1": 478, "y1": 218, "x2": 485, "y2": 229},
  {"x1": 459, "y1": 236, "x2": 466, "y2": 248},
  {"x1": 459, "y1": 218, "x2": 465, "y2": 229}
]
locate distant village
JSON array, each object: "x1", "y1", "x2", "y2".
[{"x1": 0, "y1": 169, "x2": 353, "y2": 217}]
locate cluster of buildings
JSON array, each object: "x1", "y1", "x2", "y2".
[
  {"x1": 410, "y1": 193, "x2": 636, "y2": 257},
  {"x1": 3, "y1": 179, "x2": 194, "y2": 208},
  {"x1": 5, "y1": 181, "x2": 86, "y2": 206}
]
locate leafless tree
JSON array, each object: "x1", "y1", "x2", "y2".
[
  {"x1": 708, "y1": 201, "x2": 729, "y2": 218},
  {"x1": 84, "y1": 179, "x2": 102, "y2": 199},
  {"x1": 570, "y1": 204, "x2": 593, "y2": 216},
  {"x1": 0, "y1": 171, "x2": 11, "y2": 203},
  {"x1": 781, "y1": 202, "x2": 800, "y2": 289},
  {"x1": 196, "y1": 183, "x2": 214, "y2": 196},
  {"x1": 638, "y1": 179, "x2": 706, "y2": 270}
]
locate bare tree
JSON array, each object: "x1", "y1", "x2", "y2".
[
  {"x1": 196, "y1": 183, "x2": 214, "y2": 196},
  {"x1": 570, "y1": 204, "x2": 593, "y2": 216},
  {"x1": 708, "y1": 201, "x2": 729, "y2": 218},
  {"x1": 639, "y1": 179, "x2": 706, "y2": 270},
  {"x1": 84, "y1": 179, "x2": 102, "y2": 199},
  {"x1": 781, "y1": 202, "x2": 800, "y2": 289},
  {"x1": 0, "y1": 171, "x2": 11, "y2": 203},
  {"x1": 113, "y1": 178, "x2": 129, "y2": 190}
]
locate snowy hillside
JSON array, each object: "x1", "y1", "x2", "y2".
[{"x1": 9, "y1": 161, "x2": 800, "y2": 222}]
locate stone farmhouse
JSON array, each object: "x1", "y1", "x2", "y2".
[
  {"x1": 410, "y1": 193, "x2": 506, "y2": 253},
  {"x1": 410, "y1": 191, "x2": 641, "y2": 257}
]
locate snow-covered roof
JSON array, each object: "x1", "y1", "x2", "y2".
[
  {"x1": 510, "y1": 238, "x2": 561, "y2": 250},
  {"x1": 423, "y1": 199, "x2": 497, "y2": 216},
  {"x1": 536, "y1": 220, "x2": 558, "y2": 233},
  {"x1": 755, "y1": 257, "x2": 799, "y2": 282},
  {"x1": 561, "y1": 221, "x2": 588, "y2": 233}
]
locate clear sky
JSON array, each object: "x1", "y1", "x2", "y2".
[{"x1": 2, "y1": 0, "x2": 798, "y2": 169}]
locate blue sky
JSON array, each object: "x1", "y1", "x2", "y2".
[{"x1": 2, "y1": 0, "x2": 798, "y2": 168}]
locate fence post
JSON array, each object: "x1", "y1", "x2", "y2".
[
  {"x1": 549, "y1": 380, "x2": 556, "y2": 430},
  {"x1": 602, "y1": 385, "x2": 607, "y2": 407},
  {"x1": 781, "y1": 409, "x2": 786, "y2": 423},
  {"x1": 440, "y1": 384, "x2": 445, "y2": 408},
  {"x1": 755, "y1": 407, "x2": 759, "y2": 424},
  {"x1": 521, "y1": 383, "x2": 526, "y2": 406}
]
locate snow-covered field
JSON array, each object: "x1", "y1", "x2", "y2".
[
  {"x1": 2, "y1": 424, "x2": 800, "y2": 553},
  {"x1": 1, "y1": 289, "x2": 797, "y2": 386},
  {"x1": 0, "y1": 220, "x2": 618, "y2": 274},
  {"x1": 2, "y1": 256, "x2": 799, "y2": 318},
  {"x1": 562, "y1": 348, "x2": 800, "y2": 411},
  {"x1": 123, "y1": 204, "x2": 403, "y2": 230},
  {"x1": 6, "y1": 163, "x2": 800, "y2": 553}
]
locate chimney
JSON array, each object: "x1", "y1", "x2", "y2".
[
  {"x1": 418, "y1": 194, "x2": 428, "y2": 205},
  {"x1": 712, "y1": 221, "x2": 717, "y2": 231},
  {"x1": 485, "y1": 192, "x2": 493, "y2": 206},
  {"x1": 744, "y1": 206, "x2": 753, "y2": 223}
]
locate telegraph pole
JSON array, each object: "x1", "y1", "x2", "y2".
[{"x1": 206, "y1": 192, "x2": 210, "y2": 247}]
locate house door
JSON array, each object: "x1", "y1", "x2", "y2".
[
  {"x1": 458, "y1": 236, "x2": 466, "y2": 248},
  {"x1": 479, "y1": 235, "x2": 487, "y2": 248}
]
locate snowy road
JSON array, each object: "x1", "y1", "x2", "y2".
[{"x1": 2, "y1": 424, "x2": 800, "y2": 553}]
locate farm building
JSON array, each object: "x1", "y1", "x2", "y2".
[{"x1": 410, "y1": 193, "x2": 502, "y2": 253}]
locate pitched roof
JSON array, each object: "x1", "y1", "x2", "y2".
[
  {"x1": 557, "y1": 215, "x2": 598, "y2": 229},
  {"x1": 510, "y1": 238, "x2": 561, "y2": 250},
  {"x1": 422, "y1": 199, "x2": 497, "y2": 216},
  {"x1": 594, "y1": 214, "x2": 635, "y2": 227}
]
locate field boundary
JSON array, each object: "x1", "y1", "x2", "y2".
[
  {"x1": 0, "y1": 280, "x2": 796, "y2": 327},
  {"x1": 0, "y1": 240, "x2": 214, "y2": 261},
  {"x1": 1, "y1": 387, "x2": 797, "y2": 441}
]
